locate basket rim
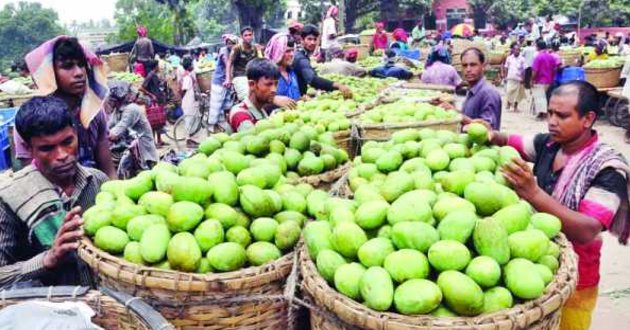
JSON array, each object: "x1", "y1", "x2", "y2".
[
  {"x1": 583, "y1": 66, "x2": 623, "y2": 72},
  {"x1": 300, "y1": 233, "x2": 578, "y2": 329},
  {"x1": 358, "y1": 116, "x2": 462, "y2": 130},
  {"x1": 78, "y1": 237, "x2": 294, "y2": 293}
]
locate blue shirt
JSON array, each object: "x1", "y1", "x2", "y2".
[
  {"x1": 277, "y1": 70, "x2": 300, "y2": 101},
  {"x1": 212, "y1": 47, "x2": 230, "y2": 85},
  {"x1": 168, "y1": 55, "x2": 181, "y2": 67}
]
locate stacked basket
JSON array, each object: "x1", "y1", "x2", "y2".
[
  {"x1": 299, "y1": 234, "x2": 577, "y2": 330},
  {"x1": 79, "y1": 239, "x2": 298, "y2": 329},
  {"x1": 0, "y1": 286, "x2": 173, "y2": 330}
]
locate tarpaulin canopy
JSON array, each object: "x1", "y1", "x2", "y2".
[{"x1": 95, "y1": 38, "x2": 191, "y2": 56}]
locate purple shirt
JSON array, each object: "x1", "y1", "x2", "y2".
[
  {"x1": 421, "y1": 62, "x2": 462, "y2": 87},
  {"x1": 462, "y1": 78, "x2": 502, "y2": 130},
  {"x1": 532, "y1": 51, "x2": 557, "y2": 85}
]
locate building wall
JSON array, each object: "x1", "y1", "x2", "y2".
[{"x1": 432, "y1": 0, "x2": 472, "y2": 31}]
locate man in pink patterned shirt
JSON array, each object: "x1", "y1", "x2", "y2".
[{"x1": 480, "y1": 81, "x2": 630, "y2": 330}]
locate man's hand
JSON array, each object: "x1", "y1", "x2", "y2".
[
  {"x1": 43, "y1": 207, "x2": 84, "y2": 270},
  {"x1": 108, "y1": 134, "x2": 119, "y2": 142},
  {"x1": 438, "y1": 102, "x2": 455, "y2": 110},
  {"x1": 274, "y1": 96, "x2": 297, "y2": 110},
  {"x1": 223, "y1": 80, "x2": 232, "y2": 88},
  {"x1": 501, "y1": 158, "x2": 540, "y2": 201},
  {"x1": 462, "y1": 118, "x2": 496, "y2": 142},
  {"x1": 336, "y1": 84, "x2": 353, "y2": 99}
]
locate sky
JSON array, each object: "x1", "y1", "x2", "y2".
[{"x1": 0, "y1": 0, "x2": 116, "y2": 25}]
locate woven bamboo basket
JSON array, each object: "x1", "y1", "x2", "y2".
[
  {"x1": 398, "y1": 83, "x2": 455, "y2": 93},
  {"x1": 196, "y1": 70, "x2": 214, "y2": 93},
  {"x1": 560, "y1": 50, "x2": 581, "y2": 67},
  {"x1": 342, "y1": 44, "x2": 370, "y2": 60},
  {"x1": 104, "y1": 53, "x2": 130, "y2": 72},
  {"x1": 359, "y1": 34, "x2": 374, "y2": 46},
  {"x1": 584, "y1": 66, "x2": 622, "y2": 89},
  {"x1": 0, "y1": 286, "x2": 173, "y2": 330},
  {"x1": 332, "y1": 130, "x2": 356, "y2": 158},
  {"x1": 300, "y1": 233, "x2": 577, "y2": 330},
  {"x1": 288, "y1": 162, "x2": 351, "y2": 191},
  {"x1": 0, "y1": 94, "x2": 34, "y2": 108},
  {"x1": 78, "y1": 238, "x2": 296, "y2": 329},
  {"x1": 358, "y1": 116, "x2": 462, "y2": 142},
  {"x1": 488, "y1": 51, "x2": 507, "y2": 65}
]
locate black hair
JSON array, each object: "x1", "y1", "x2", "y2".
[
  {"x1": 536, "y1": 39, "x2": 547, "y2": 50},
  {"x1": 53, "y1": 37, "x2": 87, "y2": 67},
  {"x1": 461, "y1": 47, "x2": 485, "y2": 63},
  {"x1": 16, "y1": 96, "x2": 74, "y2": 145},
  {"x1": 510, "y1": 42, "x2": 518, "y2": 49},
  {"x1": 385, "y1": 49, "x2": 396, "y2": 58},
  {"x1": 182, "y1": 56, "x2": 194, "y2": 71},
  {"x1": 144, "y1": 59, "x2": 158, "y2": 72},
  {"x1": 246, "y1": 58, "x2": 280, "y2": 81},
  {"x1": 241, "y1": 26, "x2": 253, "y2": 35},
  {"x1": 551, "y1": 81, "x2": 599, "y2": 118},
  {"x1": 301, "y1": 24, "x2": 320, "y2": 38},
  {"x1": 526, "y1": 40, "x2": 533, "y2": 46},
  {"x1": 287, "y1": 36, "x2": 296, "y2": 48}
]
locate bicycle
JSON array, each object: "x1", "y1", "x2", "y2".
[{"x1": 166, "y1": 87, "x2": 237, "y2": 143}]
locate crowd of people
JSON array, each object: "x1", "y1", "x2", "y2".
[{"x1": 0, "y1": 6, "x2": 630, "y2": 330}]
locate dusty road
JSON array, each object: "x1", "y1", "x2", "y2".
[{"x1": 500, "y1": 100, "x2": 630, "y2": 330}]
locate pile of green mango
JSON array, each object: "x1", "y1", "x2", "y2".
[
  {"x1": 359, "y1": 101, "x2": 459, "y2": 124},
  {"x1": 84, "y1": 149, "x2": 320, "y2": 273},
  {"x1": 319, "y1": 74, "x2": 397, "y2": 103},
  {"x1": 109, "y1": 72, "x2": 143, "y2": 83},
  {"x1": 304, "y1": 124, "x2": 563, "y2": 317}
]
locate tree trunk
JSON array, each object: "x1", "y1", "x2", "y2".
[
  {"x1": 234, "y1": 1, "x2": 265, "y2": 38},
  {"x1": 345, "y1": 1, "x2": 357, "y2": 33},
  {"x1": 379, "y1": 0, "x2": 399, "y2": 24}
]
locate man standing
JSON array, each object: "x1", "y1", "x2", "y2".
[
  {"x1": 459, "y1": 48, "x2": 502, "y2": 129},
  {"x1": 411, "y1": 20, "x2": 426, "y2": 48},
  {"x1": 372, "y1": 22, "x2": 389, "y2": 53},
  {"x1": 318, "y1": 48, "x2": 368, "y2": 77},
  {"x1": 532, "y1": 39, "x2": 557, "y2": 120},
  {"x1": 292, "y1": 24, "x2": 352, "y2": 98},
  {"x1": 321, "y1": 5, "x2": 341, "y2": 62},
  {"x1": 130, "y1": 26, "x2": 154, "y2": 77},
  {"x1": 503, "y1": 43, "x2": 526, "y2": 112},
  {"x1": 208, "y1": 34, "x2": 238, "y2": 133},
  {"x1": 0, "y1": 96, "x2": 108, "y2": 288},
  {"x1": 228, "y1": 59, "x2": 279, "y2": 132},
  {"x1": 482, "y1": 81, "x2": 629, "y2": 330},
  {"x1": 15, "y1": 36, "x2": 115, "y2": 178},
  {"x1": 225, "y1": 26, "x2": 262, "y2": 102}
]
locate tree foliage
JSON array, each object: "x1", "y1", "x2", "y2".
[
  {"x1": 111, "y1": 0, "x2": 176, "y2": 44},
  {"x1": 0, "y1": 2, "x2": 65, "y2": 70}
]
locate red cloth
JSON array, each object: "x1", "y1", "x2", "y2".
[
  {"x1": 373, "y1": 32, "x2": 388, "y2": 50},
  {"x1": 345, "y1": 48, "x2": 358, "y2": 60},
  {"x1": 134, "y1": 62, "x2": 146, "y2": 78},
  {"x1": 145, "y1": 103, "x2": 166, "y2": 129},
  {"x1": 392, "y1": 28, "x2": 408, "y2": 42}
]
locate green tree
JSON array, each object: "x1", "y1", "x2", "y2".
[
  {"x1": 154, "y1": 0, "x2": 197, "y2": 45},
  {"x1": 231, "y1": 0, "x2": 287, "y2": 37},
  {"x1": 111, "y1": 0, "x2": 175, "y2": 44},
  {"x1": 0, "y1": 2, "x2": 65, "y2": 70}
]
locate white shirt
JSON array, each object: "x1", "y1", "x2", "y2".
[
  {"x1": 523, "y1": 46, "x2": 537, "y2": 68},
  {"x1": 322, "y1": 17, "x2": 339, "y2": 50},
  {"x1": 181, "y1": 73, "x2": 198, "y2": 116}
]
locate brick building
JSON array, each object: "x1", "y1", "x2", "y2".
[{"x1": 431, "y1": 0, "x2": 474, "y2": 31}]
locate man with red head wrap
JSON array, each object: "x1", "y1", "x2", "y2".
[{"x1": 130, "y1": 26, "x2": 154, "y2": 77}]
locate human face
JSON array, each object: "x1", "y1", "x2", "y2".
[
  {"x1": 512, "y1": 45, "x2": 521, "y2": 56},
  {"x1": 250, "y1": 77, "x2": 277, "y2": 105},
  {"x1": 29, "y1": 126, "x2": 78, "y2": 182},
  {"x1": 547, "y1": 92, "x2": 595, "y2": 144},
  {"x1": 461, "y1": 52, "x2": 484, "y2": 85},
  {"x1": 303, "y1": 35, "x2": 318, "y2": 53},
  {"x1": 281, "y1": 46, "x2": 295, "y2": 67},
  {"x1": 54, "y1": 59, "x2": 87, "y2": 96},
  {"x1": 242, "y1": 30, "x2": 254, "y2": 45}
]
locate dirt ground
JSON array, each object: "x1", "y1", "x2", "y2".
[{"x1": 499, "y1": 96, "x2": 630, "y2": 330}]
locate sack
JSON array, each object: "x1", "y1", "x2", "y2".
[{"x1": 145, "y1": 103, "x2": 166, "y2": 128}]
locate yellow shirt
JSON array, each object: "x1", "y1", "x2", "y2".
[{"x1": 587, "y1": 51, "x2": 609, "y2": 62}]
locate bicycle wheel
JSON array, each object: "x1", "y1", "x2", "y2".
[{"x1": 169, "y1": 115, "x2": 203, "y2": 142}]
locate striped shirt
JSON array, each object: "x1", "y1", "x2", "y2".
[
  {"x1": 508, "y1": 133, "x2": 627, "y2": 288},
  {"x1": 0, "y1": 165, "x2": 108, "y2": 288}
]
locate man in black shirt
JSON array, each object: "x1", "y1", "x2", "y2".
[{"x1": 292, "y1": 24, "x2": 352, "y2": 98}]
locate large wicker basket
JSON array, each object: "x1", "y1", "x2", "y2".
[
  {"x1": 342, "y1": 44, "x2": 370, "y2": 60},
  {"x1": 488, "y1": 51, "x2": 507, "y2": 65},
  {"x1": 0, "y1": 94, "x2": 34, "y2": 108},
  {"x1": 332, "y1": 130, "x2": 358, "y2": 158},
  {"x1": 585, "y1": 66, "x2": 622, "y2": 89},
  {"x1": 0, "y1": 286, "x2": 173, "y2": 330},
  {"x1": 358, "y1": 116, "x2": 461, "y2": 142},
  {"x1": 103, "y1": 53, "x2": 130, "y2": 73},
  {"x1": 196, "y1": 70, "x2": 214, "y2": 93},
  {"x1": 300, "y1": 233, "x2": 578, "y2": 330},
  {"x1": 560, "y1": 50, "x2": 581, "y2": 67},
  {"x1": 78, "y1": 238, "x2": 297, "y2": 329},
  {"x1": 287, "y1": 162, "x2": 351, "y2": 191}
]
